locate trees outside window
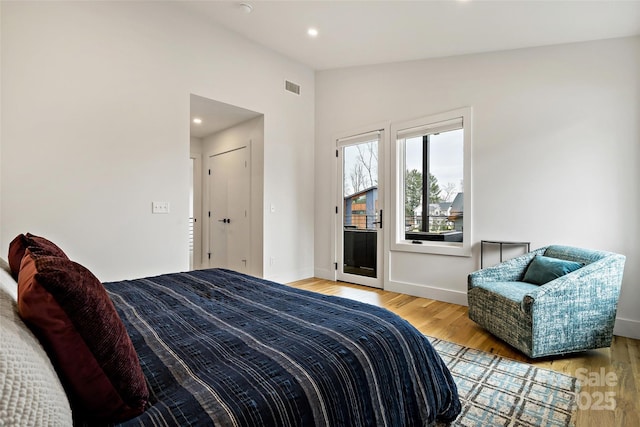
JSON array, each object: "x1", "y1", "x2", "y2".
[
  {"x1": 403, "y1": 130, "x2": 463, "y2": 238},
  {"x1": 392, "y1": 107, "x2": 471, "y2": 256}
]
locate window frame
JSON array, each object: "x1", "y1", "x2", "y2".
[{"x1": 389, "y1": 107, "x2": 472, "y2": 257}]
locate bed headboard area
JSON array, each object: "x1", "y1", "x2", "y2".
[{"x1": 0, "y1": 258, "x2": 73, "y2": 425}]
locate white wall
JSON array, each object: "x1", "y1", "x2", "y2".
[
  {"x1": 201, "y1": 116, "x2": 264, "y2": 278},
  {"x1": 1, "y1": 1, "x2": 314, "y2": 283},
  {"x1": 315, "y1": 37, "x2": 640, "y2": 339},
  {"x1": 190, "y1": 137, "x2": 203, "y2": 157}
]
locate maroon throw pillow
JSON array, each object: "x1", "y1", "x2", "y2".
[
  {"x1": 17, "y1": 250, "x2": 148, "y2": 422},
  {"x1": 8, "y1": 233, "x2": 69, "y2": 280}
]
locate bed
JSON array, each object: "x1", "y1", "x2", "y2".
[{"x1": 1, "y1": 233, "x2": 461, "y2": 426}]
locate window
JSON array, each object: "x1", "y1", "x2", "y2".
[
  {"x1": 391, "y1": 107, "x2": 471, "y2": 256},
  {"x1": 404, "y1": 127, "x2": 463, "y2": 240}
]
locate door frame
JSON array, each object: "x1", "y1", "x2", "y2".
[
  {"x1": 190, "y1": 153, "x2": 203, "y2": 270},
  {"x1": 333, "y1": 123, "x2": 389, "y2": 289}
]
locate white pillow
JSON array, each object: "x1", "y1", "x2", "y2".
[
  {"x1": 0, "y1": 262, "x2": 73, "y2": 426},
  {"x1": 0, "y1": 258, "x2": 17, "y2": 301}
]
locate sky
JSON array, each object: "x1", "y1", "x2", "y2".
[
  {"x1": 341, "y1": 128, "x2": 463, "y2": 198},
  {"x1": 343, "y1": 140, "x2": 378, "y2": 196},
  {"x1": 405, "y1": 129, "x2": 464, "y2": 199}
]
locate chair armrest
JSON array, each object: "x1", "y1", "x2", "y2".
[
  {"x1": 522, "y1": 254, "x2": 626, "y2": 313},
  {"x1": 468, "y1": 247, "x2": 547, "y2": 289}
]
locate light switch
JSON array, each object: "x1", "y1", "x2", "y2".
[{"x1": 152, "y1": 202, "x2": 170, "y2": 214}]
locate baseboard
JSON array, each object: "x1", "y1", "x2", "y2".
[
  {"x1": 385, "y1": 280, "x2": 468, "y2": 306},
  {"x1": 614, "y1": 317, "x2": 640, "y2": 340},
  {"x1": 313, "y1": 267, "x2": 335, "y2": 281},
  {"x1": 266, "y1": 267, "x2": 314, "y2": 285}
]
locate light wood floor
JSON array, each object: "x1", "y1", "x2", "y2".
[{"x1": 287, "y1": 278, "x2": 639, "y2": 427}]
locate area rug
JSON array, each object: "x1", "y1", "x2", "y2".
[{"x1": 430, "y1": 337, "x2": 580, "y2": 427}]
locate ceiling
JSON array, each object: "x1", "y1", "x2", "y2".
[
  {"x1": 186, "y1": 0, "x2": 640, "y2": 136},
  {"x1": 190, "y1": 95, "x2": 262, "y2": 138},
  {"x1": 181, "y1": 0, "x2": 640, "y2": 71}
]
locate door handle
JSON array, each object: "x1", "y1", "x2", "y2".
[
  {"x1": 218, "y1": 218, "x2": 231, "y2": 223},
  {"x1": 372, "y1": 210, "x2": 383, "y2": 228}
]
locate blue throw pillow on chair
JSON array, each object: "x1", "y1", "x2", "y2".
[{"x1": 523, "y1": 255, "x2": 584, "y2": 285}]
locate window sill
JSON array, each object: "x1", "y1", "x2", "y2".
[
  {"x1": 405, "y1": 231, "x2": 463, "y2": 242},
  {"x1": 391, "y1": 239, "x2": 471, "y2": 257}
]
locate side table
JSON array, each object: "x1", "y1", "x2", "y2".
[{"x1": 480, "y1": 240, "x2": 531, "y2": 268}]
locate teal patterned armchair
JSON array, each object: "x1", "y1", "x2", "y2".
[{"x1": 468, "y1": 245, "x2": 625, "y2": 358}]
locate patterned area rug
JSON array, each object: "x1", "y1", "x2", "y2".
[{"x1": 431, "y1": 337, "x2": 580, "y2": 427}]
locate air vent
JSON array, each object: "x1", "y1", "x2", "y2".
[{"x1": 285, "y1": 80, "x2": 301, "y2": 95}]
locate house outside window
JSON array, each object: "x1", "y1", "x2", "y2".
[{"x1": 344, "y1": 187, "x2": 378, "y2": 230}]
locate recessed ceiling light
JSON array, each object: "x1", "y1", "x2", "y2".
[
  {"x1": 192, "y1": 118, "x2": 202, "y2": 124},
  {"x1": 239, "y1": 3, "x2": 253, "y2": 14},
  {"x1": 307, "y1": 28, "x2": 318, "y2": 38}
]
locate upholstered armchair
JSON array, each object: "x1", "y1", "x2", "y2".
[{"x1": 468, "y1": 245, "x2": 625, "y2": 358}]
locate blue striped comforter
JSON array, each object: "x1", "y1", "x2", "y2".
[{"x1": 105, "y1": 269, "x2": 460, "y2": 426}]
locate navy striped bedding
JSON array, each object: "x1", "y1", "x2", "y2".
[{"x1": 104, "y1": 269, "x2": 461, "y2": 426}]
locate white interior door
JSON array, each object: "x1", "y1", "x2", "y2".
[
  {"x1": 336, "y1": 131, "x2": 383, "y2": 288},
  {"x1": 208, "y1": 147, "x2": 250, "y2": 272}
]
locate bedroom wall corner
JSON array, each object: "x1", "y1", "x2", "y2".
[{"x1": 262, "y1": 80, "x2": 315, "y2": 285}]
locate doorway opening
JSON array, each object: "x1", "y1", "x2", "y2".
[{"x1": 189, "y1": 94, "x2": 263, "y2": 276}]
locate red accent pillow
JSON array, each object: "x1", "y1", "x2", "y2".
[
  {"x1": 8, "y1": 233, "x2": 69, "y2": 280},
  {"x1": 17, "y1": 251, "x2": 148, "y2": 422}
]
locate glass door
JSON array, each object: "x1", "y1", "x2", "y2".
[{"x1": 337, "y1": 131, "x2": 383, "y2": 288}]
